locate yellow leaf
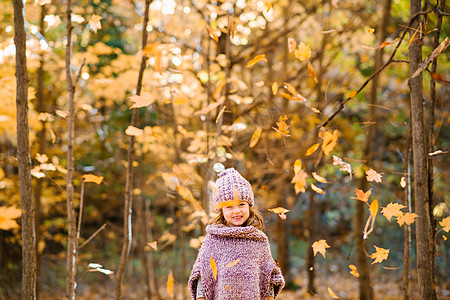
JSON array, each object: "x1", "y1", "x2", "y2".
[
  {"x1": 55, "y1": 110, "x2": 68, "y2": 119},
  {"x1": 0, "y1": 206, "x2": 22, "y2": 230},
  {"x1": 349, "y1": 90, "x2": 357, "y2": 98},
  {"x1": 173, "y1": 97, "x2": 187, "y2": 105},
  {"x1": 125, "y1": 126, "x2": 144, "y2": 136},
  {"x1": 226, "y1": 258, "x2": 240, "y2": 268},
  {"x1": 272, "y1": 82, "x2": 278, "y2": 95},
  {"x1": 366, "y1": 168, "x2": 382, "y2": 183},
  {"x1": 283, "y1": 82, "x2": 307, "y2": 102},
  {"x1": 82, "y1": 174, "x2": 104, "y2": 184},
  {"x1": 291, "y1": 170, "x2": 307, "y2": 194},
  {"x1": 50, "y1": 129, "x2": 56, "y2": 144},
  {"x1": 311, "y1": 183, "x2": 325, "y2": 194},
  {"x1": 349, "y1": 264, "x2": 359, "y2": 277},
  {"x1": 440, "y1": 216, "x2": 450, "y2": 232},
  {"x1": 89, "y1": 14, "x2": 102, "y2": 33},
  {"x1": 400, "y1": 177, "x2": 406, "y2": 188},
  {"x1": 322, "y1": 130, "x2": 338, "y2": 156},
  {"x1": 397, "y1": 212, "x2": 419, "y2": 226},
  {"x1": 213, "y1": 80, "x2": 226, "y2": 100},
  {"x1": 210, "y1": 256, "x2": 217, "y2": 280},
  {"x1": 328, "y1": 287, "x2": 340, "y2": 299},
  {"x1": 167, "y1": 271, "x2": 174, "y2": 298},
  {"x1": 206, "y1": 24, "x2": 219, "y2": 42},
  {"x1": 294, "y1": 159, "x2": 302, "y2": 174},
  {"x1": 147, "y1": 241, "x2": 158, "y2": 251},
  {"x1": 246, "y1": 54, "x2": 267, "y2": 68},
  {"x1": 215, "y1": 199, "x2": 240, "y2": 210},
  {"x1": 312, "y1": 239, "x2": 330, "y2": 258},
  {"x1": 381, "y1": 202, "x2": 405, "y2": 222},
  {"x1": 273, "y1": 115, "x2": 290, "y2": 136},
  {"x1": 305, "y1": 143, "x2": 320, "y2": 156},
  {"x1": 250, "y1": 127, "x2": 262, "y2": 148},
  {"x1": 264, "y1": 2, "x2": 272, "y2": 13},
  {"x1": 312, "y1": 172, "x2": 328, "y2": 183},
  {"x1": 443, "y1": 235, "x2": 447, "y2": 241},
  {"x1": 287, "y1": 38, "x2": 296, "y2": 53},
  {"x1": 294, "y1": 42, "x2": 311, "y2": 61},
  {"x1": 268, "y1": 207, "x2": 290, "y2": 214},
  {"x1": 216, "y1": 106, "x2": 226, "y2": 124},
  {"x1": 353, "y1": 188, "x2": 371, "y2": 202},
  {"x1": 311, "y1": 107, "x2": 321, "y2": 114},
  {"x1": 129, "y1": 92, "x2": 155, "y2": 109},
  {"x1": 307, "y1": 62, "x2": 318, "y2": 83},
  {"x1": 370, "y1": 245, "x2": 389, "y2": 264},
  {"x1": 368, "y1": 28, "x2": 375, "y2": 33}
]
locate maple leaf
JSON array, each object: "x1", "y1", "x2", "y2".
[
  {"x1": 167, "y1": 271, "x2": 174, "y2": 297},
  {"x1": 226, "y1": 259, "x2": 240, "y2": 268},
  {"x1": 129, "y1": 92, "x2": 155, "y2": 109},
  {"x1": 249, "y1": 127, "x2": 262, "y2": 148},
  {"x1": 381, "y1": 202, "x2": 405, "y2": 222},
  {"x1": 328, "y1": 287, "x2": 340, "y2": 299},
  {"x1": 246, "y1": 54, "x2": 267, "y2": 68},
  {"x1": 294, "y1": 42, "x2": 311, "y2": 61},
  {"x1": 311, "y1": 183, "x2": 325, "y2": 194},
  {"x1": 287, "y1": 38, "x2": 297, "y2": 53},
  {"x1": 370, "y1": 245, "x2": 389, "y2": 264},
  {"x1": 312, "y1": 239, "x2": 330, "y2": 258},
  {"x1": 88, "y1": 14, "x2": 102, "y2": 33},
  {"x1": 349, "y1": 264, "x2": 359, "y2": 277},
  {"x1": 291, "y1": 169, "x2": 307, "y2": 194},
  {"x1": 305, "y1": 143, "x2": 320, "y2": 156},
  {"x1": 0, "y1": 206, "x2": 22, "y2": 230},
  {"x1": 397, "y1": 212, "x2": 419, "y2": 226},
  {"x1": 273, "y1": 115, "x2": 290, "y2": 137},
  {"x1": 366, "y1": 168, "x2": 382, "y2": 183},
  {"x1": 210, "y1": 256, "x2": 217, "y2": 280},
  {"x1": 353, "y1": 188, "x2": 371, "y2": 202},
  {"x1": 440, "y1": 216, "x2": 450, "y2": 232},
  {"x1": 82, "y1": 174, "x2": 104, "y2": 184},
  {"x1": 322, "y1": 130, "x2": 339, "y2": 156}
]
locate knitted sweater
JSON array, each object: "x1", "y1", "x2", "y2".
[{"x1": 188, "y1": 224, "x2": 285, "y2": 299}]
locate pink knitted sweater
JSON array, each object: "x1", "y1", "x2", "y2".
[{"x1": 188, "y1": 224, "x2": 285, "y2": 299}]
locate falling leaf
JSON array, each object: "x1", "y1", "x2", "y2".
[
  {"x1": 397, "y1": 212, "x2": 419, "y2": 226},
  {"x1": 322, "y1": 130, "x2": 338, "y2": 156},
  {"x1": 353, "y1": 188, "x2": 371, "y2": 202},
  {"x1": 82, "y1": 174, "x2": 104, "y2": 184},
  {"x1": 272, "y1": 82, "x2": 278, "y2": 95},
  {"x1": 400, "y1": 177, "x2": 406, "y2": 188},
  {"x1": 349, "y1": 90, "x2": 357, "y2": 98},
  {"x1": 294, "y1": 159, "x2": 302, "y2": 174},
  {"x1": 89, "y1": 14, "x2": 102, "y2": 33},
  {"x1": 215, "y1": 199, "x2": 240, "y2": 210},
  {"x1": 381, "y1": 203, "x2": 405, "y2": 222},
  {"x1": 370, "y1": 246, "x2": 389, "y2": 264},
  {"x1": 328, "y1": 287, "x2": 340, "y2": 299},
  {"x1": 292, "y1": 160, "x2": 307, "y2": 194},
  {"x1": 87, "y1": 263, "x2": 114, "y2": 275},
  {"x1": 312, "y1": 239, "x2": 330, "y2": 258},
  {"x1": 268, "y1": 207, "x2": 290, "y2": 215},
  {"x1": 36, "y1": 153, "x2": 48, "y2": 164},
  {"x1": 206, "y1": 24, "x2": 219, "y2": 42},
  {"x1": 50, "y1": 129, "x2": 56, "y2": 144},
  {"x1": 311, "y1": 107, "x2": 321, "y2": 113},
  {"x1": 0, "y1": 206, "x2": 22, "y2": 230},
  {"x1": 368, "y1": 28, "x2": 375, "y2": 33},
  {"x1": 210, "y1": 256, "x2": 217, "y2": 280},
  {"x1": 294, "y1": 42, "x2": 311, "y2": 62},
  {"x1": 228, "y1": 15, "x2": 235, "y2": 39},
  {"x1": 226, "y1": 259, "x2": 241, "y2": 268},
  {"x1": 147, "y1": 241, "x2": 158, "y2": 251},
  {"x1": 287, "y1": 38, "x2": 297, "y2": 53},
  {"x1": 283, "y1": 82, "x2": 307, "y2": 102},
  {"x1": 370, "y1": 199, "x2": 378, "y2": 220},
  {"x1": 167, "y1": 271, "x2": 174, "y2": 297},
  {"x1": 430, "y1": 72, "x2": 448, "y2": 85},
  {"x1": 55, "y1": 110, "x2": 68, "y2": 118},
  {"x1": 31, "y1": 166, "x2": 45, "y2": 178},
  {"x1": 312, "y1": 172, "x2": 329, "y2": 183},
  {"x1": 307, "y1": 62, "x2": 318, "y2": 83},
  {"x1": 129, "y1": 92, "x2": 155, "y2": 109},
  {"x1": 216, "y1": 106, "x2": 226, "y2": 124},
  {"x1": 332, "y1": 156, "x2": 352, "y2": 176},
  {"x1": 366, "y1": 168, "x2": 382, "y2": 183},
  {"x1": 440, "y1": 216, "x2": 450, "y2": 232},
  {"x1": 264, "y1": 2, "x2": 272, "y2": 13},
  {"x1": 428, "y1": 150, "x2": 446, "y2": 156},
  {"x1": 246, "y1": 54, "x2": 268, "y2": 68},
  {"x1": 311, "y1": 183, "x2": 325, "y2": 194},
  {"x1": 125, "y1": 126, "x2": 144, "y2": 136},
  {"x1": 250, "y1": 127, "x2": 262, "y2": 148},
  {"x1": 173, "y1": 97, "x2": 187, "y2": 105},
  {"x1": 273, "y1": 115, "x2": 290, "y2": 137},
  {"x1": 305, "y1": 143, "x2": 320, "y2": 156},
  {"x1": 443, "y1": 235, "x2": 447, "y2": 241},
  {"x1": 349, "y1": 265, "x2": 359, "y2": 277}
]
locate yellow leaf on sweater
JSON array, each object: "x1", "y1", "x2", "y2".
[
  {"x1": 226, "y1": 259, "x2": 240, "y2": 268},
  {"x1": 210, "y1": 256, "x2": 217, "y2": 280}
]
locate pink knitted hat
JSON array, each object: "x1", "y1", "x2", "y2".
[{"x1": 213, "y1": 168, "x2": 254, "y2": 211}]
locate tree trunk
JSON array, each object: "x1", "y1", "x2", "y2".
[
  {"x1": 116, "y1": 1, "x2": 151, "y2": 298},
  {"x1": 305, "y1": 192, "x2": 315, "y2": 294},
  {"x1": 13, "y1": 0, "x2": 37, "y2": 298},
  {"x1": 408, "y1": 1, "x2": 436, "y2": 299}
]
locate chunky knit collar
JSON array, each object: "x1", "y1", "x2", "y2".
[{"x1": 206, "y1": 224, "x2": 267, "y2": 241}]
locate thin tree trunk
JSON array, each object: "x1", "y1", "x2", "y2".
[
  {"x1": 13, "y1": 0, "x2": 37, "y2": 298},
  {"x1": 402, "y1": 124, "x2": 412, "y2": 300},
  {"x1": 306, "y1": 192, "x2": 315, "y2": 294},
  {"x1": 408, "y1": 1, "x2": 436, "y2": 299},
  {"x1": 116, "y1": 1, "x2": 151, "y2": 298}
]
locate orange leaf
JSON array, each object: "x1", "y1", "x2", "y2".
[
  {"x1": 250, "y1": 127, "x2": 262, "y2": 148},
  {"x1": 366, "y1": 168, "x2": 382, "y2": 183},
  {"x1": 353, "y1": 188, "x2": 371, "y2": 202},
  {"x1": 268, "y1": 207, "x2": 290, "y2": 214},
  {"x1": 167, "y1": 271, "x2": 174, "y2": 298},
  {"x1": 246, "y1": 54, "x2": 267, "y2": 68},
  {"x1": 125, "y1": 126, "x2": 144, "y2": 137},
  {"x1": 349, "y1": 264, "x2": 359, "y2": 277},
  {"x1": 430, "y1": 72, "x2": 448, "y2": 85},
  {"x1": 283, "y1": 82, "x2": 307, "y2": 102},
  {"x1": 291, "y1": 170, "x2": 307, "y2": 194},
  {"x1": 82, "y1": 174, "x2": 104, "y2": 184},
  {"x1": 215, "y1": 199, "x2": 240, "y2": 210},
  {"x1": 307, "y1": 62, "x2": 318, "y2": 83},
  {"x1": 440, "y1": 216, "x2": 450, "y2": 232},
  {"x1": 397, "y1": 212, "x2": 419, "y2": 226},
  {"x1": 370, "y1": 245, "x2": 389, "y2": 264},
  {"x1": 328, "y1": 287, "x2": 340, "y2": 299},
  {"x1": 294, "y1": 159, "x2": 302, "y2": 174},
  {"x1": 273, "y1": 115, "x2": 290, "y2": 136},
  {"x1": 368, "y1": 28, "x2": 375, "y2": 33},
  {"x1": 147, "y1": 241, "x2": 158, "y2": 251},
  {"x1": 400, "y1": 177, "x2": 406, "y2": 188},
  {"x1": 312, "y1": 239, "x2": 330, "y2": 258},
  {"x1": 370, "y1": 199, "x2": 378, "y2": 221},
  {"x1": 287, "y1": 38, "x2": 297, "y2": 53},
  {"x1": 311, "y1": 183, "x2": 325, "y2": 194},
  {"x1": 206, "y1": 24, "x2": 219, "y2": 42},
  {"x1": 312, "y1": 172, "x2": 328, "y2": 183},
  {"x1": 305, "y1": 143, "x2": 320, "y2": 156},
  {"x1": 226, "y1": 259, "x2": 241, "y2": 268},
  {"x1": 272, "y1": 82, "x2": 278, "y2": 95},
  {"x1": 0, "y1": 206, "x2": 22, "y2": 230},
  {"x1": 381, "y1": 202, "x2": 405, "y2": 222},
  {"x1": 210, "y1": 256, "x2": 217, "y2": 280},
  {"x1": 322, "y1": 130, "x2": 339, "y2": 156},
  {"x1": 349, "y1": 90, "x2": 357, "y2": 98},
  {"x1": 216, "y1": 106, "x2": 226, "y2": 124},
  {"x1": 264, "y1": 2, "x2": 272, "y2": 13}
]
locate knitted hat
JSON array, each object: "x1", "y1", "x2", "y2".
[{"x1": 212, "y1": 168, "x2": 254, "y2": 211}]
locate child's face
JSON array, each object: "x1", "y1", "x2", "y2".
[{"x1": 222, "y1": 201, "x2": 250, "y2": 227}]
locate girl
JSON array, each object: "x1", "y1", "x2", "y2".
[{"x1": 188, "y1": 168, "x2": 285, "y2": 300}]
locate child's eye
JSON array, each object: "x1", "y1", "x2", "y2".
[{"x1": 239, "y1": 203, "x2": 246, "y2": 206}]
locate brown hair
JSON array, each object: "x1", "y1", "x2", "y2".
[{"x1": 210, "y1": 206, "x2": 266, "y2": 232}]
